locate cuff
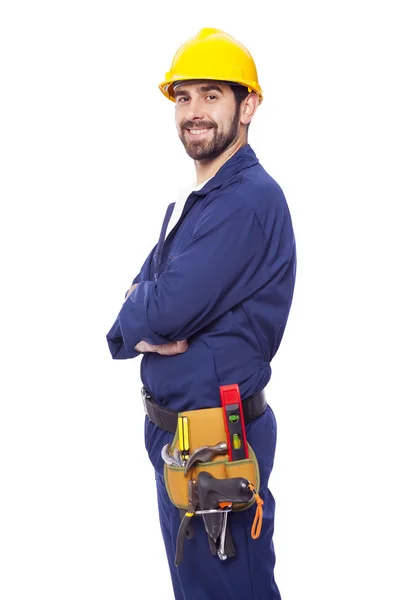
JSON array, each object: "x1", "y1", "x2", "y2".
[{"x1": 106, "y1": 316, "x2": 140, "y2": 360}]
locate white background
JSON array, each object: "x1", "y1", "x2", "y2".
[{"x1": 1, "y1": 1, "x2": 399, "y2": 599}]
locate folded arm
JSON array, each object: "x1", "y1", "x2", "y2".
[{"x1": 107, "y1": 192, "x2": 294, "y2": 359}]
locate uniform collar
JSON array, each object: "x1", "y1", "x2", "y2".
[{"x1": 192, "y1": 144, "x2": 259, "y2": 196}]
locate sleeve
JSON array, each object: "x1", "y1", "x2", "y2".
[
  {"x1": 111, "y1": 192, "x2": 295, "y2": 356},
  {"x1": 106, "y1": 242, "x2": 157, "y2": 359},
  {"x1": 128, "y1": 242, "x2": 158, "y2": 291}
]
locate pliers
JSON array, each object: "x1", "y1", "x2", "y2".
[{"x1": 175, "y1": 479, "x2": 198, "y2": 566}]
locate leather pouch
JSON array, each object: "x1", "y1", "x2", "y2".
[{"x1": 164, "y1": 407, "x2": 260, "y2": 510}]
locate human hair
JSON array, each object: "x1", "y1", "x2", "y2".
[{"x1": 230, "y1": 84, "x2": 251, "y2": 131}]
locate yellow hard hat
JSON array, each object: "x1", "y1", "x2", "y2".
[{"x1": 159, "y1": 28, "x2": 263, "y2": 104}]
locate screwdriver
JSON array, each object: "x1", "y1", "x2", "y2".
[{"x1": 178, "y1": 416, "x2": 190, "y2": 462}]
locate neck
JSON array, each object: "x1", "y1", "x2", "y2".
[{"x1": 194, "y1": 135, "x2": 247, "y2": 186}]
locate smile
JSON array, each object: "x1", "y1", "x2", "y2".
[
  {"x1": 189, "y1": 128, "x2": 209, "y2": 134},
  {"x1": 185, "y1": 127, "x2": 213, "y2": 138}
]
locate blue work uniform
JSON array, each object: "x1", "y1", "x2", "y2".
[{"x1": 107, "y1": 144, "x2": 296, "y2": 599}]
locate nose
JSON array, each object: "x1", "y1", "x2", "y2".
[{"x1": 185, "y1": 97, "x2": 206, "y2": 122}]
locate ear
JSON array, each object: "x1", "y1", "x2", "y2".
[{"x1": 240, "y1": 92, "x2": 259, "y2": 126}]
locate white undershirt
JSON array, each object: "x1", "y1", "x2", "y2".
[{"x1": 165, "y1": 178, "x2": 211, "y2": 239}]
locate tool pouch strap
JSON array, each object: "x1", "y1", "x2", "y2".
[{"x1": 164, "y1": 406, "x2": 260, "y2": 511}]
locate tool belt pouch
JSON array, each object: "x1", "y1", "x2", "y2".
[{"x1": 164, "y1": 407, "x2": 260, "y2": 511}]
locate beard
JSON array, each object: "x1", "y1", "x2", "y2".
[{"x1": 179, "y1": 105, "x2": 241, "y2": 160}]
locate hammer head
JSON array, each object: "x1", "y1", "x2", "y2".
[{"x1": 184, "y1": 442, "x2": 228, "y2": 476}]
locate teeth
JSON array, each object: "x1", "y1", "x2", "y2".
[{"x1": 189, "y1": 128, "x2": 209, "y2": 135}]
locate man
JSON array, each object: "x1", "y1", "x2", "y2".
[{"x1": 107, "y1": 28, "x2": 296, "y2": 600}]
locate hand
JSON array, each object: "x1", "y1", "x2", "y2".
[
  {"x1": 126, "y1": 283, "x2": 188, "y2": 355},
  {"x1": 125, "y1": 283, "x2": 138, "y2": 299},
  {"x1": 134, "y1": 340, "x2": 188, "y2": 355},
  {"x1": 154, "y1": 340, "x2": 189, "y2": 356}
]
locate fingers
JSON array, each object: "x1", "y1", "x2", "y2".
[
  {"x1": 134, "y1": 340, "x2": 188, "y2": 355},
  {"x1": 176, "y1": 340, "x2": 188, "y2": 352},
  {"x1": 125, "y1": 283, "x2": 138, "y2": 299},
  {"x1": 134, "y1": 341, "x2": 154, "y2": 353},
  {"x1": 156, "y1": 343, "x2": 178, "y2": 356},
  {"x1": 156, "y1": 340, "x2": 188, "y2": 356}
]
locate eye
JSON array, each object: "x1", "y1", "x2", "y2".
[
  {"x1": 177, "y1": 96, "x2": 190, "y2": 103},
  {"x1": 207, "y1": 95, "x2": 217, "y2": 101}
]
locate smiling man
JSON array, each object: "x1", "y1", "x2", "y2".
[{"x1": 107, "y1": 28, "x2": 296, "y2": 600}]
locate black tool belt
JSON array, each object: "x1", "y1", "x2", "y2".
[{"x1": 141, "y1": 386, "x2": 267, "y2": 433}]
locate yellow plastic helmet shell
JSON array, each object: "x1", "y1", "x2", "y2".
[{"x1": 159, "y1": 28, "x2": 263, "y2": 104}]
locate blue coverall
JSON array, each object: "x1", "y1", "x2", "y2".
[{"x1": 107, "y1": 144, "x2": 296, "y2": 599}]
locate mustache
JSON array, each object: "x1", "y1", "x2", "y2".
[{"x1": 181, "y1": 120, "x2": 216, "y2": 130}]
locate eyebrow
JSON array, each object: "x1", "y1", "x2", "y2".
[{"x1": 174, "y1": 84, "x2": 224, "y2": 98}]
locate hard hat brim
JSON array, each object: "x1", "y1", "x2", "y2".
[{"x1": 159, "y1": 77, "x2": 263, "y2": 104}]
